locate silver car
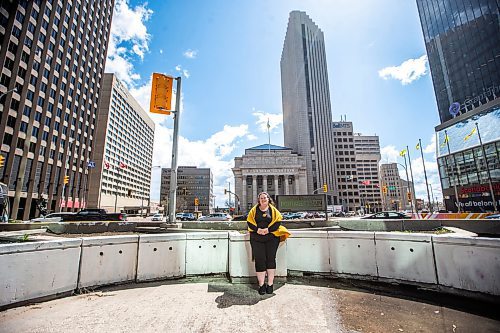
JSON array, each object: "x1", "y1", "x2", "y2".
[
  {"x1": 30, "y1": 212, "x2": 76, "y2": 223},
  {"x1": 198, "y1": 213, "x2": 232, "y2": 221}
]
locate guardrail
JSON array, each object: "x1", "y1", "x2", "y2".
[{"x1": 1, "y1": 230, "x2": 499, "y2": 309}]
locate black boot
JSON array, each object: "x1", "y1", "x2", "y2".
[
  {"x1": 266, "y1": 284, "x2": 273, "y2": 294},
  {"x1": 258, "y1": 284, "x2": 267, "y2": 295}
]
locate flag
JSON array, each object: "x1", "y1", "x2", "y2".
[
  {"x1": 416, "y1": 142, "x2": 420, "y2": 150},
  {"x1": 440, "y1": 134, "x2": 449, "y2": 148},
  {"x1": 104, "y1": 161, "x2": 110, "y2": 170},
  {"x1": 463, "y1": 128, "x2": 476, "y2": 141},
  {"x1": 119, "y1": 162, "x2": 127, "y2": 169},
  {"x1": 359, "y1": 180, "x2": 371, "y2": 185},
  {"x1": 399, "y1": 149, "x2": 407, "y2": 157},
  {"x1": 267, "y1": 118, "x2": 270, "y2": 129}
]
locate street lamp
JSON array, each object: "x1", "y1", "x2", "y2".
[{"x1": 0, "y1": 87, "x2": 17, "y2": 101}]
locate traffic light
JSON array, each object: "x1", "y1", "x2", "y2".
[
  {"x1": 407, "y1": 191, "x2": 412, "y2": 201},
  {"x1": 194, "y1": 198, "x2": 199, "y2": 206},
  {"x1": 150, "y1": 73, "x2": 173, "y2": 115},
  {"x1": 224, "y1": 189, "x2": 227, "y2": 194},
  {"x1": 382, "y1": 186, "x2": 388, "y2": 194},
  {"x1": 322, "y1": 184, "x2": 328, "y2": 192},
  {"x1": 0, "y1": 155, "x2": 4, "y2": 168},
  {"x1": 63, "y1": 175, "x2": 69, "y2": 184}
]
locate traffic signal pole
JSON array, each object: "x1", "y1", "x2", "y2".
[{"x1": 167, "y1": 77, "x2": 182, "y2": 224}]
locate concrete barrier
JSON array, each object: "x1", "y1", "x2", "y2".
[
  {"x1": 228, "y1": 232, "x2": 287, "y2": 279},
  {"x1": 433, "y1": 236, "x2": 500, "y2": 295},
  {"x1": 78, "y1": 235, "x2": 139, "y2": 288},
  {"x1": 137, "y1": 234, "x2": 186, "y2": 282},
  {"x1": 185, "y1": 232, "x2": 228, "y2": 275},
  {"x1": 375, "y1": 233, "x2": 437, "y2": 284},
  {"x1": 329, "y1": 231, "x2": 377, "y2": 276},
  {"x1": 287, "y1": 230, "x2": 329, "y2": 273},
  {"x1": 0, "y1": 239, "x2": 82, "y2": 307}
]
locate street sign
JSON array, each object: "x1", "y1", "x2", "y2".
[{"x1": 87, "y1": 161, "x2": 96, "y2": 168}]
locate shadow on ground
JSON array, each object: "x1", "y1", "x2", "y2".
[{"x1": 207, "y1": 283, "x2": 282, "y2": 308}]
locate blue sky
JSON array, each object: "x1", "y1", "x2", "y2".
[{"x1": 105, "y1": 0, "x2": 443, "y2": 206}]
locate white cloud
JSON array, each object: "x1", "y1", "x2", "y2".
[
  {"x1": 183, "y1": 49, "x2": 198, "y2": 59},
  {"x1": 182, "y1": 70, "x2": 190, "y2": 78},
  {"x1": 378, "y1": 55, "x2": 428, "y2": 85},
  {"x1": 423, "y1": 134, "x2": 436, "y2": 154},
  {"x1": 106, "y1": 0, "x2": 153, "y2": 87},
  {"x1": 159, "y1": 49, "x2": 163, "y2": 54},
  {"x1": 175, "y1": 65, "x2": 182, "y2": 71},
  {"x1": 246, "y1": 134, "x2": 258, "y2": 141},
  {"x1": 252, "y1": 109, "x2": 283, "y2": 132},
  {"x1": 380, "y1": 145, "x2": 399, "y2": 164}
]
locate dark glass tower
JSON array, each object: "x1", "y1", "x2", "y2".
[
  {"x1": 0, "y1": 0, "x2": 114, "y2": 219},
  {"x1": 416, "y1": 0, "x2": 500, "y2": 124}
]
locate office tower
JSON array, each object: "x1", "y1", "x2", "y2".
[
  {"x1": 160, "y1": 166, "x2": 213, "y2": 215},
  {"x1": 0, "y1": 0, "x2": 114, "y2": 219},
  {"x1": 87, "y1": 74, "x2": 154, "y2": 214},
  {"x1": 281, "y1": 11, "x2": 337, "y2": 204},
  {"x1": 354, "y1": 134, "x2": 382, "y2": 213},
  {"x1": 380, "y1": 163, "x2": 412, "y2": 211},
  {"x1": 416, "y1": 0, "x2": 500, "y2": 212}
]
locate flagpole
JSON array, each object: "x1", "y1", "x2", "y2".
[
  {"x1": 114, "y1": 166, "x2": 120, "y2": 213},
  {"x1": 406, "y1": 145, "x2": 418, "y2": 213},
  {"x1": 267, "y1": 118, "x2": 271, "y2": 153},
  {"x1": 401, "y1": 152, "x2": 414, "y2": 214},
  {"x1": 444, "y1": 130, "x2": 461, "y2": 213},
  {"x1": 418, "y1": 139, "x2": 433, "y2": 212},
  {"x1": 475, "y1": 123, "x2": 498, "y2": 212}
]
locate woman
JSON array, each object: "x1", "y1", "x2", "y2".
[{"x1": 247, "y1": 192, "x2": 290, "y2": 295}]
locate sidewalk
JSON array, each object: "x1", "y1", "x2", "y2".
[{"x1": 1, "y1": 278, "x2": 498, "y2": 333}]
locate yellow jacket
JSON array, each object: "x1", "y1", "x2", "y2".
[{"x1": 247, "y1": 204, "x2": 291, "y2": 242}]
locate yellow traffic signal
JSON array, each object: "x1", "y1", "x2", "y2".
[
  {"x1": 322, "y1": 184, "x2": 328, "y2": 192},
  {"x1": 63, "y1": 175, "x2": 69, "y2": 184},
  {"x1": 407, "y1": 191, "x2": 412, "y2": 201},
  {"x1": 194, "y1": 198, "x2": 199, "y2": 206},
  {"x1": 150, "y1": 73, "x2": 173, "y2": 115},
  {"x1": 0, "y1": 155, "x2": 4, "y2": 168},
  {"x1": 382, "y1": 186, "x2": 388, "y2": 194}
]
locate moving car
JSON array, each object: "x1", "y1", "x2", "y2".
[
  {"x1": 485, "y1": 214, "x2": 500, "y2": 219},
  {"x1": 62, "y1": 209, "x2": 127, "y2": 221},
  {"x1": 151, "y1": 213, "x2": 163, "y2": 221},
  {"x1": 361, "y1": 211, "x2": 411, "y2": 219},
  {"x1": 176, "y1": 213, "x2": 196, "y2": 221},
  {"x1": 31, "y1": 212, "x2": 76, "y2": 223},
  {"x1": 198, "y1": 213, "x2": 231, "y2": 221}
]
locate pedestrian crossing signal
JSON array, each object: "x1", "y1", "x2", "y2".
[
  {"x1": 194, "y1": 198, "x2": 199, "y2": 206},
  {"x1": 63, "y1": 175, "x2": 69, "y2": 184},
  {"x1": 322, "y1": 184, "x2": 328, "y2": 192}
]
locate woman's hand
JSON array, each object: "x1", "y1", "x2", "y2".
[{"x1": 257, "y1": 228, "x2": 269, "y2": 235}]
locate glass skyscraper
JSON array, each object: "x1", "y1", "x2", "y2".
[
  {"x1": 416, "y1": 0, "x2": 500, "y2": 124},
  {"x1": 416, "y1": 0, "x2": 500, "y2": 212},
  {"x1": 281, "y1": 11, "x2": 337, "y2": 203}
]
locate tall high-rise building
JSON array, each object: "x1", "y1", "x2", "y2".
[
  {"x1": 0, "y1": 0, "x2": 114, "y2": 219},
  {"x1": 416, "y1": 1, "x2": 500, "y2": 212},
  {"x1": 88, "y1": 74, "x2": 154, "y2": 214},
  {"x1": 281, "y1": 11, "x2": 337, "y2": 204},
  {"x1": 160, "y1": 166, "x2": 213, "y2": 215},
  {"x1": 354, "y1": 134, "x2": 382, "y2": 213},
  {"x1": 380, "y1": 163, "x2": 412, "y2": 211}
]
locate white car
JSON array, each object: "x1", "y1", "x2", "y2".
[
  {"x1": 151, "y1": 213, "x2": 163, "y2": 221},
  {"x1": 198, "y1": 213, "x2": 232, "y2": 221}
]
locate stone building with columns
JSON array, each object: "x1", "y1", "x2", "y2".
[{"x1": 232, "y1": 144, "x2": 307, "y2": 213}]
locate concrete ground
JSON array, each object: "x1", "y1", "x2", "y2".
[{"x1": 1, "y1": 277, "x2": 499, "y2": 333}]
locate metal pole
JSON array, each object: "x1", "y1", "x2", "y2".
[
  {"x1": 401, "y1": 156, "x2": 414, "y2": 213},
  {"x1": 475, "y1": 123, "x2": 498, "y2": 212},
  {"x1": 445, "y1": 130, "x2": 461, "y2": 212},
  {"x1": 406, "y1": 145, "x2": 418, "y2": 212},
  {"x1": 114, "y1": 166, "x2": 120, "y2": 213},
  {"x1": 168, "y1": 77, "x2": 182, "y2": 224},
  {"x1": 419, "y1": 139, "x2": 433, "y2": 212},
  {"x1": 59, "y1": 138, "x2": 73, "y2": 212}
]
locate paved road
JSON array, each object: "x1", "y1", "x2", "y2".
[{"x1": 1, "y1": 278, "x2": 499, "y2": 333}]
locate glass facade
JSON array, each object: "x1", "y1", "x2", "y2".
[{"x1": 416, "y1": 0, "x2": 500, "y2": 124}]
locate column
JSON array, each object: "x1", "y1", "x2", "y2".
[
  {"x1": 263, "y1": 175, "x2": 268, "y2": 193},
  {"x1": 252, "y1": 175, "x2": 257, "y2": 204},
  {"x1": 242, "y1": 176, "x2": 247, "y2": 212},
  {"x1": 285, "y1": 175, "x2": 290, "y2": 195},
  {"x1": 295, "y1": 174, "x2": 301, "y2": 194},
  {"x1": 274, "y1": 175, "x2": 279, "y2": 195}
]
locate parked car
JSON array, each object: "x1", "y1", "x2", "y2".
[
  {"x1": 151, "y1": 213, "x2": 163, "y2": 221},
  {"x1": 198, "y1": 213, "x2": 231, "y2": 221},
  {"x1": 31, "y1": 212, "x2": 76, "y2": 223},
  {"x1": 361, "y1": 211, "x2": 411, "y2": 219},
  {"x1": 176, "y1": 213, "x2": 196, "y2": 221},
  {"x1": 485, "y1": 214, "x2": 500, "y2": 219},
  {"x1": 232, "y1": 214, "x2": 248, "y2": 221},
  {"x1": 62, "y1": 209, "x2": 127, "y2": 221}
]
